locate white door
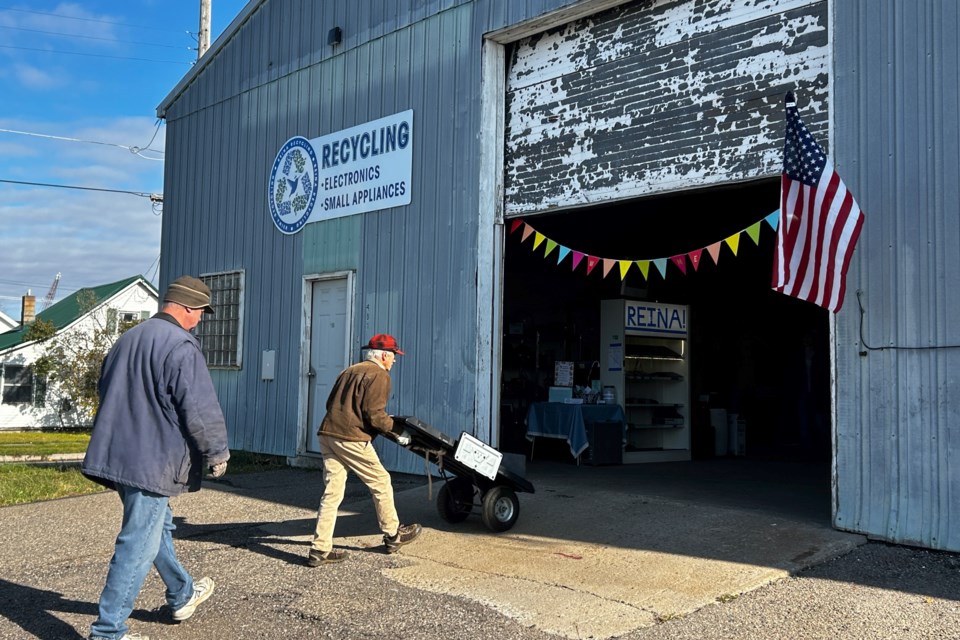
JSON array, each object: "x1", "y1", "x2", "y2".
[{"x1": 306, "y1": 276, "x2": 350, "y2": 454}]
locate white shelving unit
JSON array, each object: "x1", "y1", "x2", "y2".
[{"x1": 600, "y1": 299, "x2": 691, "y2": 463}]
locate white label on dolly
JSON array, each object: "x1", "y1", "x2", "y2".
[{"x1": 454, "y1": 433, "x2": 502, "y2": 481}]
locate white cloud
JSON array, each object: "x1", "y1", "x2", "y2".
[
  {"x1": 0, "y1": 114, "x2": 164, "y2": 316},
  {"x1": 13, "y1": 63, "x2": 63, "y2": 90}
]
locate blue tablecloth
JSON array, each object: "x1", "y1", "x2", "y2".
[{"x1": 526, "y1": 402, "x2": 626, "y2": 459}]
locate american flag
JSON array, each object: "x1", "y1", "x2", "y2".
[{"x1": 772, "y1": 92, "x2": 865, "y2": 312}]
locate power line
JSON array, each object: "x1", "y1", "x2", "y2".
[
  {"x1": 144, "y1": 254, "x2": 162, "y2": 283},
  {"x1": 0, "y1": 43, "x2": 192, "y2": 65},
  {"x1": 0, "y1": 178, "x2": 160, "y2": 199},
  {"x1": 0, "y1": 277, "x2": 60, "y2": 291},
  {"x1": 0, "y1": 24, "x2": 191, "y2": 50},
  {"x1": 0, "y1": 126, "x2": 165, "y2": 160}
]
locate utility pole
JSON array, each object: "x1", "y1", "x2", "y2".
[{"x1": 198, "y1": 0, "x2": 211, "y2": 58}]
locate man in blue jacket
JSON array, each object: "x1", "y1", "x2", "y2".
[{"x1": 83, "y1": 275, "x2": 230, "y2": 640}]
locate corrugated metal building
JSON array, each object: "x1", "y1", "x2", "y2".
[{"x1": 158, "y1": 0, "x2": 960, "y2": 551}]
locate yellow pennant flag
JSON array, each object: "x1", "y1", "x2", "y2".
[
  {"x1": 724, "y1": 232, "x2": 740, "y2": 256},
  {"x1": 618, "y1": 260, "x2": 632, "y2": 280},
  {"x1": 636, "y1": 260, "x2": 650, "y2": 280},
  {"x1": 533, "y1": 232, "x2": 546, "y2": 250}
]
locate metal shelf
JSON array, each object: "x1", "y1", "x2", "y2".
[
  {"x1": 627, "y1": 423, "x2": 685, "y2": 429},
  {"x1": 625, "y1": 402, "x2": 684, "y2": 408}
]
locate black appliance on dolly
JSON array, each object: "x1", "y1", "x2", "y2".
[{"x1": 390, "y1": 416, "x2": 535, "y2": 532}]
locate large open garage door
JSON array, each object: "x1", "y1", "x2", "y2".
[
  {"x1": 499, "y1": 181, "x2": 831, "y2": 466},
  {"x1": 496, "y1": 0, "x2": 833, "y2": 503}
]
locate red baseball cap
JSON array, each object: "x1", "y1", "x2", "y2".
[{"x1": 365, "y1": 333, "x2": 405, "y2": 355}]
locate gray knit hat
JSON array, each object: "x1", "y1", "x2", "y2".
[{"x1": 163, "y1": 276, "x2": 215, "y2": 314}]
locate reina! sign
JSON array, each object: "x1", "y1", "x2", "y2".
[
  {"x1": 623, "y1": 301, "x2": 688, "y2": 337},
  {"x1": 268, "y1": 110, "x2": 413, "y2": 234}
]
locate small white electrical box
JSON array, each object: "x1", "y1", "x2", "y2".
[{"x1": 261, "y1": 350, "x2": 276, "y2": 380}]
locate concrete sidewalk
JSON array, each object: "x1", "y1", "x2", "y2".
[{"x1": 0, "y1": 457, "x2": 889, "y2": 639}]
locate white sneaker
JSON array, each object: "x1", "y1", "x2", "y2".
[{"x1": 172, "y1": 576, "x2": 215, "y2": 621}]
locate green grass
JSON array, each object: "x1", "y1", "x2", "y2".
[
  {"x1": 0, "y1": 432, "x2": 289, "y2": 506},
  {"x1": 0, "y1": 431, "x2": 91, "y2": 456},
  {"x1": 226, "y1": 451, "x2": 288, "y2": 473},
  {"x1": 0, "y1": 463, "x2": 105, "y2": 506}
]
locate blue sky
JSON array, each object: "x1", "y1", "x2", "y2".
[{"x1": 0, "y1": 1, "x2": 247, "y2": 318}]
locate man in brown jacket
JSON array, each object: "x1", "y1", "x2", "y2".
[{"x1": 307, "y1": 334, "x2": 422, "y2": 566}]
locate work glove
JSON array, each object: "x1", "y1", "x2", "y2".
[
  {"x1": 209, "y1": 461, "x2": 228, "y2": 478},
  {"x1": 395, "y1": 430, "x2": 412, "y2": 446}
]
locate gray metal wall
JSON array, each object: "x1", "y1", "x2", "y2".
[
  {"x1": 159, "y1": 0, "x2": 589, "y2": 470},
  {"x1": 833, "y1": 0, "x2": 960, "y2": 551},
  {"x1": 160, "y1": 0, "x2": 960, "y2": 551}
]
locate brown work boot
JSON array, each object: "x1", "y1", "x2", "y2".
[
  {"x1": 384, "y1": 523, "x2": 422, "y2": 554},
  {"x1": 307, "y1": 549, "x2": 348, "y2": 566}
]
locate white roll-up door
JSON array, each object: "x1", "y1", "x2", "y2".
[{"x1": 504, "y1": 0, "x2": 829, "y2": 216}]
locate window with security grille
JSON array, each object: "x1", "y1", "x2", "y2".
[
  {"x1": 196, "y1": 271, "x2": 244, "y2": 368},
  {"x1": 1, "y1": 364, "x2": 34, "y2": 404}
]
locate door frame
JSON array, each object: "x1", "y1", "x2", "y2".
[
  {"x1": 297, "y1": 270, "x2": 355, "y2": 457},
  {"x1": 479, "y1": 1, "x2": 636, "y2": 448}
]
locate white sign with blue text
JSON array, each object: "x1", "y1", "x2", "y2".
[
  {"x1": 268, "y1": 110, "x2": 413, "y2": 234},
  {"x1": 624, "y1": 301, "x2": 688, "y2": 338}
]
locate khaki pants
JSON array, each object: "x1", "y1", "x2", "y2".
[{"x1": 311, "y1": 435, "x2": 400, "y2": 553}]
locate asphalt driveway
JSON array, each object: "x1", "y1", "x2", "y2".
[{"x1": 0, "y1": 460, "x2": 957, "y2": 639}]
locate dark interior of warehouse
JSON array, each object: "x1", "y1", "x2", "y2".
[{"x1": 499, "y1": 177, "x2": 831, "y2": 464}]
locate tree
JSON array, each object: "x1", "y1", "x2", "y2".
[{"x1": 24, "y1": 290, "x2": 142, "y2": 428}]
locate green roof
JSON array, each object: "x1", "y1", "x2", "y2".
[{"x1": 0, "y1": 275, "x2": 157, "y2": 352}]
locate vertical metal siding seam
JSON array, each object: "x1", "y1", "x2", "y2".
[{"x1": 925, "y1": 0, "x2": 941, "y2": 548}]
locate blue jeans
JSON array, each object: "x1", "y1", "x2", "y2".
[{"x1": 90, "y1": 485, "x2": 194, "y2": 639}]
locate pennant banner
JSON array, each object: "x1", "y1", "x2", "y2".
[{"x1": 509, "y1": 211, "x2": 779, "y2": 282}]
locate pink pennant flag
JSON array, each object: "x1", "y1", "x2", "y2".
[
  {"x1": 510, "y1": 219, "x2": 523, "y2": 234},
  {"x1": 670, "y1": 254, "x2": 687, "y2": 275},
  {"x1": 602, "y1": 259, "x2": 616, "y2": 278},
  {"x1": 707, "y1": 242, "x2": 722, "y2": 264},
  {"x1": 688, "y1": 249, "x2": 702, "y2": 271},
  {"x1": 521, "y1": 224, "x2": 534, "y2": 243},
  {"x1": 572, "y1": 251, "x2": 585, "y2": 271},
  {"x1": 586, "y1": 256, "x2": 600, "y2": 275}
]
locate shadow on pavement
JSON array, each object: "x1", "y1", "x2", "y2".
[{"x1": 0, "y1": 578, "x2": 165, "y2": 640}]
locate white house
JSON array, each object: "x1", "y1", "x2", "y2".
[{"x1": 0, "y1": 275, "x2": 158, "y2": 430}]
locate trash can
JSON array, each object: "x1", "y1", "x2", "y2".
[{"x1": 710, "y1": 408, "x2": 728, "y2": 457}]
